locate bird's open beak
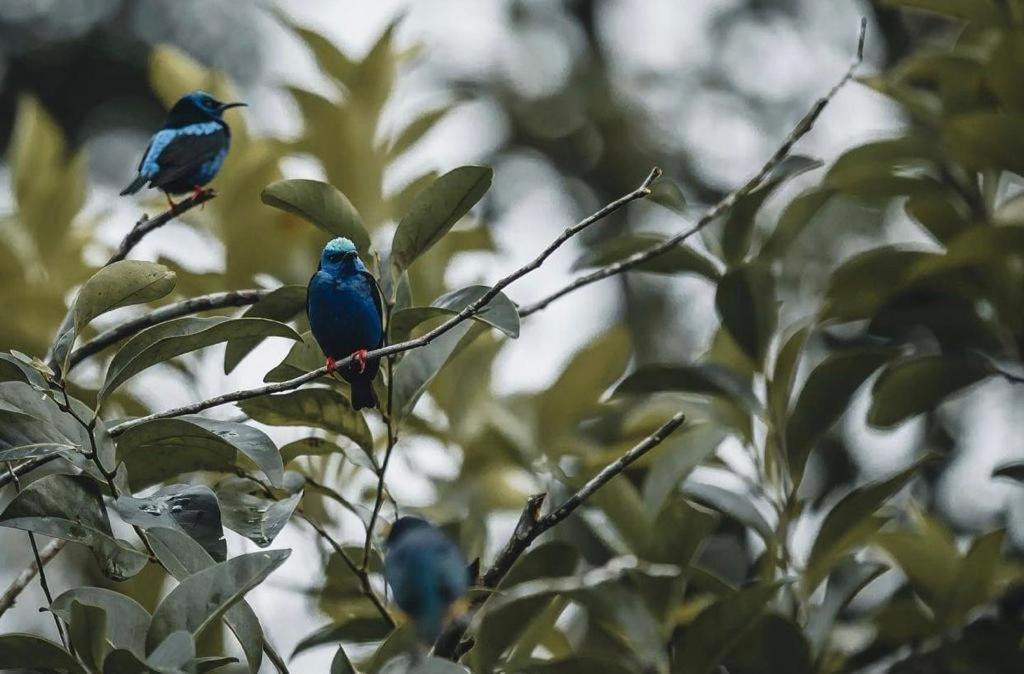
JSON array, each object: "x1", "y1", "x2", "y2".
[{"x1": 219, "y1": 102, "x2": 247, "y2": 111}]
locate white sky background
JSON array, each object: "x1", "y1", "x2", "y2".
[{"x1": 2, "y1": 0, "x2": 1023, "y2": 670}]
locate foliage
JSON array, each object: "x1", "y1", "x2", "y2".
[{"x1": 1, "y1": 4, "x2": 1024, "y2": 674}]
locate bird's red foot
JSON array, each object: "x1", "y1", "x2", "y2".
[
  {"x1": 352, "y1": 349, "x2": 369, "y2": 374},
  {"x1": 191, "y1": 185, "x2": 210, "y2": 208},
  {"x1": 325, "y1": 356, "x2": 338, "y2": 374}
]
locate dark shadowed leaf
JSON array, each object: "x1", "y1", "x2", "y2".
[
  {"x1": 390, "y1": 165, "x2": 492, "y2": 273},
  {"x1": 721, "y1": 613, "x2": 812, "y2": 674},
  {"x1": 51, "y1": 587, "x2": 151, "y2": 658},
  {"x1": 69, "y1": 600, "x2": 107, "y2": 672},
  {"x1": 715, "y1": 263, "x2": 777, "y2": 367},
  {"x1": 0, "y1": 441, "x2": 77, "y2": 462},
  {"x1": 392, "y1": 322, "x2": 480, "y2": 420},
  {"x1": 760, "y1": 187, "x2": 835, "y2": 259},
  {"x1": 646, "y1": 176, "x2": 688, "y2": 215},
  {"x1": 615, "y1": 363, "x2": 762, "y2": 414},
  {"x1": 101, "y1": 317, "x2": 301, "y2": 401},
  {"x1": 238, "y1": 388, "x2": 373, "y2": 453},
  {"x1": 683, "y1": 482, "x2": 774, "y2": 545},
  {"x1": 642, "y1": 423, "x2": 730, "y2": 513},
  {"x1": 292, "y1": 616, "x2": 394, "y2": 656},
  {"x1": 331, "y1": 645, "x2": 357, "y2": 674},
  {"x1": 868, "y1": 355, "x2": 992, "y2": 429},
  {"x1": 390, "y1": 285, "x2": 520, "y2": 342},
  {"x1": 768, "y1": 323, "x2": 811, "y2": 425},
  {"x1": 571, "y1": 233, "x2": 720, "y2": 281},
  {"x1": 115, "y1": 485, "x2": 227, "y2": 561},
  {"x1": 147, "y1": 549, "x2": 290, "y2": 653},
  {"x1": 0, "y1": 473, "x2": 148, "y2": 581},
  {"x1": 821, "y1": 248, "x2": 935, "y2": 322},
  {"x1": 73, "y1": 260, "x2": 176, "y2": 333},
  {"x1": 261, "y1": 179, "x2": 371, "y2": 251},
  {"x1": 280, "y1": 436, "x2": 346, "y2": 465},
  {"x1": 803, "y1": 454, "x2": 935, "y2": 593},
  {"x1": 943, "y1": 112, "x2": 1024, "y2": 175},
  {"x1": 993, "y1": 461, "x2": 1024, "y2": 483},
  {"x1": 0, "y1": 634, "x2": 84, "y2": 673},
  {"x1": 671, "y1": 583, "x2": 780, "y2": 674},
  {"x1": 214, "y1": 476, "x2": 301, "y2": 547},
  {"x1": 785, "y1": 349, "x2": 893, "y2": 483},
  {"x1": 805, "y1": 560, "x2": 886, "y2": 658},
  {"x1": 223, "y1": 285, "x2": 307, "y2": 374},
  {"x1": 146, "y1": 528, "x2": 264, "y2": 673}
]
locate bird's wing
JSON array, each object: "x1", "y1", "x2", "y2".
[
  {"x1": 360, "y1": 270, "x2": 386, "y2": 346},
  {"x1": 145, "y1": 123, "x2": 228, "y2": 189}
]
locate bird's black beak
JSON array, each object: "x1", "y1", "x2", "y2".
[{"x1": 219, "y1": 102, "x2": 247, "y2": 112}]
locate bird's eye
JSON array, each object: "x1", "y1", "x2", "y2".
[{"x1": 328, "y1": 253, "x2": 343, "y2": 263}]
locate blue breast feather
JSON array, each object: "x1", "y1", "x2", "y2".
[
  {"x1": 141, "y1": 121, "x2": 223, "y2": 178},
  {"x1": 307, "y1": 271, "x2": 383, "y2": 358},
  {"x1": 385, "y1": 532, "x2": 468, "y2": 634}
]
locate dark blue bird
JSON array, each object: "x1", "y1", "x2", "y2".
[
  {"x1": 384, "y1": 517, "x2": 471, "y2": 644},
  {"x1": 307, "y1": 237, "x2": 383, "y2": 410},
  {"x1": 120, "y1": 90, "x2": 245, "y2": 207}
]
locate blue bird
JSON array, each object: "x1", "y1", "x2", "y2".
[
  {"x1": 384, "y1": 517, "x2": 471, "y2": 644},
  {"x1": 121, "y1": 90, "x2": 245, "y2": 207},
  {"x1": 307, "y1": 237, "x2": 384, "y2": 410}
]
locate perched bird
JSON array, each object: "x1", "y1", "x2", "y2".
[
  {"x1": 120, "y1": 90, "x2": 245, "y2": 207},
  {"x1": 307, "y1": 237, "x2": 383, "y2": 410},
  {"x1": 384, "y1": 517, "x2": 471, "y2": 644}
]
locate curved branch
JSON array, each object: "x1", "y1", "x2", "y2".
[
  {"x1": 519, "y1": 17, "x2": 867, "y2": 317},
  {"x1": 107, "y1": 168, "x2": 663, "y2": 437},
  {"x1": 432, "y1": 412, "x2": 688, "y2": 659},
  {"x1": 0, "y1": 538, "x2": 67, "y2": 619}
]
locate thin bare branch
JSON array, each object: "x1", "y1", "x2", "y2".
[
  {"x1": 107, "y1": 168, "x2": 662, "y2": 437},
  {"x1": 0, "y1": 538, "x2": 67, "y2": 619},
  {"x1": 518, "y1": 17, "x2": 868, "y2": 318},
  {"x1": 432, "y1": 412, "x2": 687, "y2": 659}
]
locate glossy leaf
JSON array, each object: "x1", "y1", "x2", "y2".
[
  {"x1": 390, "y1": 165, "x2": 492, "y2": 273},
  {"x1": 715, "y1": 263, "x2": 777, "y2": 367},
  {"x1": 646, "y1": 176, "x2": 688, "y2": 215},
  {"x1": 805, "y1": 560, "x2": 886, "y2": 658},
  {"x1": 392, "y1": 322, "x2": 480, "y2": 419},
  {"x1": 642, "y1": 423, "x2": 730, "y2": 513},
  {"x1": 115, "y1": 485, "x2": 227, "y2": 561},
  {"x1": 238, "y1": 388, "x2": 373, "y2": 453},
  {"x1": 261, "y1": 179, "x2": 371, "y2": 251},
  {"x1": 390, "y1": 285, "x2": 520, "y2": 342},
  {"x1": 330, "y1": 645, "x2": 357, "y2": 674},
  {"x1": 223, "y1": 285, "x2": 307, "y2": 374},
  {"x1": 51, "y1": 587, "x2": 151, "y2": 658},
  {"x1": 100, "y1": 317, "x2": 301, "y2": 401},
  {"x1": 292, "y1": 616, "x2": 393, "y2": 656},
  {"x1": 280, "y1": 436, "x2": 346, "y2": 465},
  {"x1": 571, "y1": 233, "x2": 720, "y2": 281},
  {"x1": 0, "y1": 634, "x2": 84, "y2": 673},
  {"x1": 73, "y1": 260, "x2": 176, "y2": 334},
  {"x1": 868, "y1": 355, "x2": 991, "y2": 429},
  {"x1": 683, "y1": 482, "x2": 774, "y2": 545},
  {"x1": 69, "y1": 600, "x2": 108, "y2": 672},
  {"x1": 821, "y1": 248, "x2": 934, "y2": 322},
  {"x1": 147, "y1": 549, "x2": 290, "y2": 653},
  {"x1": 214, "y1": 476, "x2": 301, "y2": 547}
]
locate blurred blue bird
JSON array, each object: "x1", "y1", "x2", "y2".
[
  {"x1": 307, "y1": 237, "x2": 383, "y2": 410},
  {"x1": 120, "y1": 90, "x2": 245, "y2": 207},
  {"x1": 384, "y1": 517, "x2": 471, "y2": 644}
]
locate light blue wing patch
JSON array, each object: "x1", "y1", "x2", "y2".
[{"x1": 140, "y1": 122, "x2": 224, "y2": 178}]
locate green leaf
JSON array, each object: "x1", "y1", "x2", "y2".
[
  {"x1": 715, "y1": 263, "x2": 777, "y2": 367},
  {"x1": 821, "y1": 248, "x2": 935, "y2": 322},
  {"x1": 115, "y1": 485, "x2": 227, "y2": 562},
  {"x1": 614, "y1": 363, "x2": 762, "y2": 414},
  {"x1": 683, "y1": 482, "x2": 774, "y2": 545},
  {"x1": 261, "y1": 179, "x2": 371, "y2": 252},
  {"x1": 759, "y1": 187, "x2": 835, "y2": 260},
  {"x1": 214, "y1": 476, "x2": 301, "y2": 547},
  {"x1": 223, "y1": 285, "x2": 307, "y2": 374},
  {"x1": 390, "y1": 166, "x2": 493, "y2": 273},
  {"x1": 642, "y1": 423, "x2": 730, "y2": 513},
  {"x1": 785, "y1": 348, "x2": 893, "y2": 484},
  {"x1": 720, "y1": 155, "x2": 822, "y2": 264},
  {"x1": 101, "y1": 317, "x2": 301, "y2": 401},
  {"x1": 146, "y1": 528, "x2": 264, "y2": 673},
  {"x1": 0, "y1": 634, "x2": 85, "y2": 673},
  {"x1": 74, "y1": 261, "x2": 176, "y2": 334},
  {"x1": 803, "y1": 454, "x2": 935, "y2": 594},
  {"x1": 0, "y1": 473, "x2": 148, "y2": 581},
  {"x1": 390, "y1": 285, "x2": 520, "y2": 342},
  {"x1": 671, "y1": 583, "x2": 780, "y2": 674},
  {"x1": 804, "y1": 560, "x2": 886, "y2": 658},
  {"x1": 115, "y1": 416, "x2": 283, "y2": 490},
  {"x1": 238, "y1": 388, "x2": 373, "y2": 454},
  {"x1": 880, "y1": 0, "x2": 1004, "y2": 25},
  {"x1": 292, "y1": 617, "x2": 393, "y2": 656},
  {"x1": 867, "y1": 355, "x2": 992, "y2": 429},
  {"x1": 147, "y1": 630, "x2": 195, "y2": 671},
  {"x1": 943, "y1": 112, "x2": 1024, "y2": 175},
  {"x1": 646, "y1": 176, "x2": 688, "y2": 215},
  {"x1": 721, "y1": 613, "x2": 812, "y2": 674},
  {"x1": 331, "y1": 645, "x2": 357, "y2": 674},
  {"x1": 0, "y1": 382, "x2": 107, "y2": 471},
  {"x1": 69, "y1": 600, "x2": 108, "y2": 672},
  {"x1": 147, "y1": 549, "x2": 290, "y2": 653},
  {"x1": 993, "y1": 461, "x2": 1024, "y2": 483},
  {"x1": 280, "y1": 436, "x2": 346, "y2": 465},
  {"x1": 51, "y1": 587, "x2": 151, "y2": 658},
  {"x1": 391, "y1": 322, "x2": 480, "y2": 419},
  {"x1": 768, "y1": 323, "x2": 811, "y2": 426},
  {"x1": 386, "y1": 106, "x2": 451, "y2": 160},
  {"x1": 0, "y1": 441, "x2": 78, "y2": 462},
  {"x1": 263, "y1": 330, "x2": 328, "y2": 384},
  {"x1": 571, "y1": 233, "x2": 721, "y2": 281},
  {"x1": 380, "y1": 656, "x2": 471, "y2": 674}
]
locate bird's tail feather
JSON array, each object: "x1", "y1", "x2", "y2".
[
  {"x1": 350, "y1": 379, "x2": 378, "y2": 411},
  {"x1": 120, "y1": 175, "x2": 147, "y2": 196}
]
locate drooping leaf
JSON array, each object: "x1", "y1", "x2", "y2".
[
  {"x1": 146, "y1": 549, "x2": 290, "y2": 653},
  {"x1": 821, "y1": 248, "x2": 935, "y2": 322},
  {"x1": 571, "y1": 233, "x2": 720, "y2": 281},
  {"x1": 0, "y1": 473, "x2": 148, "y2": 581},
  {"x1": 100, "y1": 317, "x2": 301, "y2": 401},
  {"x1": 390, "y1": 166, "x2": 493, "y2": 273},
  {"x1": 646, "y1": 176, "x2": 688, "y2": 215},
  {"x1": 390, "y1": 285, "x2": 520, "y2": 342},
  {"x1": 785, "y1": 349, "x2": 893, "y2": 484},
  {"x1": 51, "y1": 587, "x2": 152, "y2": 658},
  {"x1": 759, "y1": 186, "x2": 835, "y2": 260},
  {"x1": 715, "y1": 263, "x2": 777, "y2": 367},
  {"x1": 214, "y1": 476, "x2": 301, "y2": 547},
  {"x1": 115, "y1": 416, "x2": 283, "y2": 490},
  {"x1": 292, "y1": 617, "x2": 393, "y2": 656},
  {"x1": 867, "y1": 355, "x2": 991, "y2": 429},
  {"x1": 768, "y1": 323, "x2": 811, "y2": 426},
  {"x1": 261, "y1": 179, "x2": 371, "y2": 251},
  {"x1": 146, "y1": 528, "x2": 264, "y2": 673},
  {"x1": 614, "y1": 363, "x2": 762, "y2": 414},
  {"x1": 391, "y1": 322, "x2": 481, "y2": 419},
  {"x1": 720, "y1": 613, "x2": 812, "y2": 674},
  {"x1": 73, "y1": 261, "x2": 176, "y2": 334},
  {"x1": 262, "y1": 330, "x2": 328, "y2": 384},
  {"x1": 804, "y1": 560, "x2": 886, "y2": 658},
  {"x1": 386, "y1": 106, "x2": 451, "y2": 160},
  {"x1": 115, "y1": 485, "x2": 227, "y2": 562},
  {"x1": 69, "y1": 600, "x2": 108, "y2": 672},
  {"x1": 330, "y1": 645, "x2": 357, "y2": 674},
  {"x1": 0, "y1": 634, "x2": 85, "y2": 673},
  {"x1": 642, "y1": 423, "x2": 730, "y2": 513},
  {"x1": 280, "y1": 436, "x2": 347, "y2": 465},
  {"x1": 223, "y1": 285, "x2": 307, "y2": 374},
  {"x1": 683, "y1": 482, "x2": 774, "y2": 546},
  {"x1": 993, "y1": 461, "x2": 1024, "y2": 483},
  {"x1": 238, "y1": 388, "x2": 373, "y2": 453}
]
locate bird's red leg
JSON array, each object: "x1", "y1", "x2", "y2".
[
  {"x1": 352, "y1": 349, "x2": 369, "y2": 374},
  {"x1": 191, "y1": 185, "x2": 210, "y2": 208},
  {"x1": 325, "y1": 356, "x2": 337, "y2": 374}
]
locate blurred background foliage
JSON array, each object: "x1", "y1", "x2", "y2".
[{"x1": 1, "y1": 1, "x2": 1024, "y2": 673}]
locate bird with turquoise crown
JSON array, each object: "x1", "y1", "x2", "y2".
[
  {"x1": 384, "y1": 516, "x2": 471, "y2": 644},
  {"x1": 306, "y1": 237, "x2": 384, "y2": 410},
  {"x1": 120, "y1": 90, "x2": 245, "y2": 208}
]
